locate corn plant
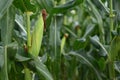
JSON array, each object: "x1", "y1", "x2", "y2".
[{"x1": 0, "y1": 0, "x2": 120, "y2": 80}]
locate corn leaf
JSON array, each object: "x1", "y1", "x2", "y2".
[
  {"x1": 0, "y1": 0, "x2": 13, "y2": 19},
  {"x1": 69, "y1": 52, "x2": 102, "y2": 80},
  {"x1": 34, "y1": 58, "x2": 53, "y2": 80},
  {"x1": 0, "y1": 46, "x2": 4, "y2": 68},
  {"x1": 13, "y1": 0, "x2": 36, "y2": 13},
  {"x1": 109, "y1": 36, "x2": 120, "y2": 61},
  {"x1": 90, "y1": 36, "x2": 108, "y2": 56},
  {"x1": 87, "y1": 0, "x2": 104, "y2": 43},
  {"x1": 0, "y1": 5, "x2": 15, "y2": 80},
  {"x1": 36, "y1": 0, "x2": 53, "y2": 13}
]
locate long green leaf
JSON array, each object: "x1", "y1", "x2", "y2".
[
  {"x1": 109, "y1": 36, "x2": 120, "y2": 61},
  {"x1": 0, "y1": 6, "x2": 15, "y2": 45},
  {"x1": 15, "y1": 54, "x2": 31, "y2": 62},
  {"x1": 69, "y1": 52, "x2": 102, "y2": 80},
  {"x1": 0, "y1": 0, "x2": 13, "y2": 19},
  {"x1": 90, "y1": 36, "x2": 108, "y2": 56},
  {"x1": 34, "y1": 58, "x2": 53, "y2": 80},
  {"x1": 0, "y1": 46, "x2": 4, "y2": 68},
  {"x1": 49, "y1": 16, "x2": 61, "y2": 59},
  {"x1": 49, "y1": 15, "x2": 62, "y2": 79},
  {"x1": 83, "y1": 23, "x2": 95, "y2": 38},
  {"x1": 0, "y1": 5, "x2": 15, "y2": 80},
  {"x1": 114, "y1": 61, "x2": 120, "y2": 73},
  {"x1": 92, "y1": 0, "x2": 109, "y2": 14},
  {"x1": 87, "y1": 0, "x2": 105, "y2": 43},
  {"x1": 52, "y1": 0, "x2": 83, "y2": 14}
]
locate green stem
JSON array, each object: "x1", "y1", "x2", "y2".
[
  {"x1": 24, "y1": 12, "x2": 32, "y2": 80},
  {"x1": 26, "y1": 12, "x2": 31, "y2": 49},
  {"x1": 108, "y1": 0, "x2": 115, "y2": 80},
  {"x1": 108, "y1": 1, "x2": 116, "y2": 79},
  {"x1": 4, "y1": 46, "x2": 9, "y2": 80},
  {"x1": 24, "y1": 64, "x2": 32, "y2": 80},
  {"x1": 109, "y1": 0, "x2": 114, "y2": 40}
]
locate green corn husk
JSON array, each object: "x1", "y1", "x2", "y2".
[
  {"x1": 61, "y1": 36, "x2": 66, "y2": 53},
  {"x1": 29, "y1": 14, "x2": 44, "y2": 58},
  {"x1": 61, "y1": 33, "x2": 68, "y2": 53}
]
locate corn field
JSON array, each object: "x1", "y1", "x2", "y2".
[{"x1": 0, "y1": 0, "x2": 120, "y2": 80}]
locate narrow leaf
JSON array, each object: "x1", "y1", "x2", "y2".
[
  {"x1": 0, "y1": 0, "x2": 13, "y2": 19},
  {"x1": 52, "y1": 0, "x2": 83, "y2": 14},
  {"x1": 69, "y1": 52, "x2": 102, "y2": 80},
  {"x1": 0, "y1": 5, "x2": 15, "y2": 80},
  {"x1": 109, "y1": 36, "x2": 120, "y2": 61},
  {"x1": 87, "y1": 0, "x2": 105, "y2": 43},
  {"x1": 36, "y1": 0, "x2": 53, "y2": 13},
  {"x1": 13, "y1": 0, "x2": 36, "y2": 12},
  {"x1": 0, "y1": 6, "x2": 15, "y2": 45},
  {"x1": 90, "y1": 36, "x2": 108, "y2": 56},
  {"x1": 0, "y1": 46, "x2": 4, "y2": 68},
  {"x1": 34, "y1": 58, "x2": 53, "y2": 80}
]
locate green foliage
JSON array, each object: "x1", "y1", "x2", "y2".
[
  {"x1": 109, "y1": 36, "x2": 120, "y2": 61},
  {"x1": 0, "y1": 0, "x2": 13, "y2": 19},
  {"x1": 0, "y1": 0, "x2": 120, "y2": 80},
  {"x1": 13, "y1": 0, "x2": 36, "y2": 12}
]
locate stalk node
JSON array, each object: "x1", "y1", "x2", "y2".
[{"x1": 109, "y1": 14, "x2": 115, "y2": 18}]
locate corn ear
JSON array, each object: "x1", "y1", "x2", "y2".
[
  {"x1": 29, "y1": 14, "x2": 44, "y2": 58},
  {"x1": 77, "y1": 28, "x2": 82, "y2": 38},
  {"x1": 61, "y1": 33, "x2": 68, "y2": 53},
  {"x1": 61, "y1": 37, "x2": 65, "y2": 53}
]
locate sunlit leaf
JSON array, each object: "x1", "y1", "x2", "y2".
[
  {"x1": 34, "y1": 58, "x2": 53, "y2": 80},
  {"x1": 15, "y1": 54, "x2": 31, "y2": 62},
  {"x1": 90, "y1": 36, "x2": 108, "y2": 56},
  {"x1": 92, "y1": 0, "x2": 109, "y2": 14},
  {"x1": 49, "y1": 15, "x2": 62, "y2": 79}
]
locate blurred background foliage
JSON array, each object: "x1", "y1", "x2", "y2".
[{"x1": 0, "y1": 0, "x2": 120, "y2": 80}]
